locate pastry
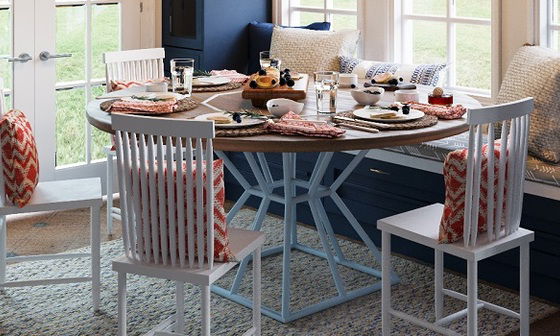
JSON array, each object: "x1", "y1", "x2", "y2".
[{"x1": 207, "y1": 115, "x2": 232, "y2": 124}]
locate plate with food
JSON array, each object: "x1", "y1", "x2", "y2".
[
  {"x1": 353, "y1": 104, "x2": 424, "y2": 123},
  {"x1": 192, "y1": 77, "x2": 231, "y2": 87},
  {"x1": 194, "y1": 112, "x2": 268, "y2": 129},
  {"x1": 121, "y1": 92, "x2": 186, "y2": 102}
]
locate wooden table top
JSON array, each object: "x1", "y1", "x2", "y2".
[{"x1": 86, "y1": 82, "x2": 481, "y2": 153}]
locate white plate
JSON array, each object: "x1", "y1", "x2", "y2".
[
  {"x1": 352, "y1": 107, "x2": 425, "y2": 123},
  {"x1": 194, "y1": 112, "x2": 267, "y2": 129},
  {"x1": 192, "y1": 77, "x2": 231, "y2": 87}
]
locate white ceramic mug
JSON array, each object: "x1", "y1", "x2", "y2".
[
  {"x1": 339, "y1": 73, "x2": 358, "y2": 88},
  {"x1": 394, "y1": 89, "x2": 419, "y2": 103}
]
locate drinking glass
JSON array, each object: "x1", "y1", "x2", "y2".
[
  {"x1": 259, "y1": 51, "x2": 282, "y2": 70},
  {"x1": 170, "y1": 58, "x2": 194, "y2": 97},
  {"x1": 314, "y1": 71, "x2": 340, "y2": 114}
]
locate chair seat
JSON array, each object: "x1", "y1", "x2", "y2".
[
  {"x1": 112, "y1": 228, "x2": 265, "y2": 286},
  {"x1": 0, "y1": 178, "x2": 102, "y2": 216},
  {"x1": 377, "y1": 203, "x2": 534, "y2": 261}
]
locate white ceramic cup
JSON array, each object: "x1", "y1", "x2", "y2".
[
  {"x1": 394, "y1": 89, "x2": 419, "y2": 103},
  {"x1": 339, "y1": 73, "x2": 358, "y2": 88}
]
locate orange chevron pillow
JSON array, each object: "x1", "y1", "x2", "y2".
[
  {"x1": 439, "y1": 144, "x2": 503, "y2": 243},
  {"x1": 0, "y1": 110, "x2": 39, "y2": 208},
  {"x1": 135, "y1": 159, "x2": 236, "y2": 262}
]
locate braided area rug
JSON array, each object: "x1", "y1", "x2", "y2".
[{"x1": 0, "y1": 207, "x2": 556, "y2": 335}]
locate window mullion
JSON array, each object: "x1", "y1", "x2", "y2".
[
  {"x1": 85, "y1": 2, "x2": 93, "y2": 164},
  {"x1": 447, "y1": 0, "x2": 456, "y2": 88}
]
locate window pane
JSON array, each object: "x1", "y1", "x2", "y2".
[
  {"x1": 456, "y1": 0, "x2": 490, "y2": 19},
  {"x1": 56, "y1": 5, "x2": 86, "y2": 83},
  {"x1": 333, "y1": 0, "x2": 356, "y2": 10},
  {"x1": 0, "y1": 4, "x2": 12, "y2": 107},
  {"x1": 291, "y1": 11, "x2": 325, "y2": 26},
  {"x1": 412, "y1": 21, "x2": 447, "y2": 64},
  {"x1": 331, "y1": 14, "x2": 357, "y2": 31},
  {"x1": 92, "y1": 4, "x2": 120, "y2": 80},
  {"x1": 91, "y1": 86, "x2": 111, "y2": 161},
  {"x1": 56, "y1": 88, "x2": 86, "y2": 166},
  {"x1": 292, "y1": 0, "x2": 324, "y2": 8},
  {"x1": 406, "y1": 0, "x2": 446, "y2": 16},
  {"x1": 553, "y1": 0, "x2": 560, "y2": 24},
  {"x1": 456, "y1": 24, "x2": 491, "y2": 90}
]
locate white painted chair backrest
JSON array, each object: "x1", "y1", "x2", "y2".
[
  {"x1": 103, "y1": 48, "x2": 165, "y2": 92},
  {"x1": 0, "y1": 78, "x2": 6, "y2": 208},
  {"x1": 112, "y1": 113, "x2": 217, "y2": 269},
  {"x1": 463, "y1": 97, "x2": 533, "y2": 247}
]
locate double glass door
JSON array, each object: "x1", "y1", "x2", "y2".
[{"x1": 0, "y1": 0, "x2": 140, "y2": 182}]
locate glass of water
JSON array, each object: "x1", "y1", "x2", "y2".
[
  {"x1": 170, "y1": 58, "x2": 195, "y2": 97},
  {"x1": 259, "y1": 51, "x2": 282, "y2": 70},
  {"x1": 314, "y1": 71, "x2": 340, "y2": 114}
]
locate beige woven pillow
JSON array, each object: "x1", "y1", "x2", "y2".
[
  {"x1": 270, "y1": 27, "x2": 360, "y2": 74},
  {"x1": 495, "y1": 46, "x2": 560, "y2": 163}
]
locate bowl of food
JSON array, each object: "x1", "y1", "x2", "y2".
[
  {"x1": 266, "y1": 98, "x2": 305, "y2": 117},
  {"x1": 351, "y1": 87, "x2": 385, "y2": 106}
]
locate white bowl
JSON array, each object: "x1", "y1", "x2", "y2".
[
  {"x1": 266, "y1": 98, "x2": 305, "y2": 117},
  {"x1": 394, "y1": 89, "x2": 419, "y2": 103},
  {"x1": 351, "y1": 87, "x2": 385, "y2": 106}
]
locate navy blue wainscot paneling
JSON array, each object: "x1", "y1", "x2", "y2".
[
  {"x1": 163, "y1": 0, "x2": 271, "y2": 73},
  {"x1": 223, "y1": 151, "x2": 560, "y2": 304}
]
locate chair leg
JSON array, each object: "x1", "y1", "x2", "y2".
[
  {"x1": 467, "y1": 259, "x2": 478, "y2": 336},
  {"x1": 434, "y1": 250, "x2": 444, "y2": 321},
  {"x1": 175, "y1": 281, "x2": 185, "y2": 334},
  {"x1": 106, "y1": 151, "x2": 114, "y2": 236},
  {"x1": 117, "y1": 272, "x2": 127, "y2": 336},
  {"x1": 201, "y1": 285, "x2": 210, "y2": 336},
  {"x1": 381, "y1": 231, "x2": 392, "y2": 336},
  {"x1": 520, "y1": 243, "x2": 530, "y2": 336},
  {"x1": 253, "y1": 246, "x2": 262, "y2": 336},
  {"x1": 91, "y1": 205, "x2": 101, "y2": 311},
  {"x1": 0, "y1": 215, "x2": 6, "y2": 285}
]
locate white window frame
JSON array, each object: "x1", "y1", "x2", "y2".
[
  {"x1": 286, "y1": 0, "x2": 358, "y2": 27},
  {"x1": 397, "y1": 0, "x2": 493, "y2": 96},
  {"x1": 537, "y1": 0, "x2": 560, "y2": 48}
]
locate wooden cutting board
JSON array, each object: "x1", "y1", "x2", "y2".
[
  {"x1": 242, "y1": 74, "x2": 309, "y2": 108},
  {"x1": 371, "y1": 83, "x2": 417, "y2": 92}
]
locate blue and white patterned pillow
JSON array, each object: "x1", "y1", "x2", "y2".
[{"x1": 339, "y1": 56, "x2": 447, "y2": 87}]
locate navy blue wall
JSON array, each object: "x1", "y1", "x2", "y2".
[
  {"x1": 163, "y1": 0, "x2": 271, "y2": 73},
  {"x1": 224, "y1": 152, "x2": 560, "y2": 304}
]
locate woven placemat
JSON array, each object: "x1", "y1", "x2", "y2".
[
  {"x1": 100, "y1": 98, "x2": 198, "y2": 114},
  {"x1": 333, "y1": 111, "x2": 438, "y2": 130},
  {"x1": 216, "y1": 125, "x2": 271, "y2": 137},
  {"x1": 192, "y1": 82, "x2": 243, "y2": 93}
]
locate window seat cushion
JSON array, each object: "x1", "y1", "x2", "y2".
[{"x1": 383, "y1": 133, "x2": 560, "y2": 188}]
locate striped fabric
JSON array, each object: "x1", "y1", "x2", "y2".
[
  {"x1": 0, "y1": 110, "x2": 39, "y2": 208},
  {"x1": 339, "y1": 56, "x2": 447, "y2": 86}
]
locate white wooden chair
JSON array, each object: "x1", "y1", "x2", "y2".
[
  {"x1": 111, "y1": 113, "x2": 265, "y2": 336},
  {"x1": 378, "y1": 98, "x2": 535, "y2": 336},
  {"x1": 0, "y1": 78, "x2": 102, "y2": 311},
  {"x1": 103, "y1": 48, "x2": 165, "y2": 236}
]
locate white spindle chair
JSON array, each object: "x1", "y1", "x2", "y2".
[
  {"x1": 0, "y1": 78, "x2": 102, "y2": 310},
  {"x1": 103, "y1": 48, "x2": 166, "y2": 236},
  {"x1": 111, "y1": 113, "x2": 265, "y2": 336},
  {"x1": 378, "y1": 98, "x2": 535, "y2": 336}
]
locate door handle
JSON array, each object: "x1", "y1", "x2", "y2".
[
  {"x1": 6, "y1": 53, "x2": 32, "y2": 63},
  {"x1": 39, "y1": 51, "x2": 72, "y2": 61}
]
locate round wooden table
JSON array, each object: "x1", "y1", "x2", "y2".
[{"x1": 87, "y1": 83, "x2": 481, "y2": 323}]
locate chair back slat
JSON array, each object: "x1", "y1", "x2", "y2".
[
  {"x1": 466, "y1": 98, "x2": 532, "y2": 246},
  {"x1": 113, "y1": 114, "x2": 216, "y2": 269},
  {"x1": 0, "y1": 77, "x2": 5, "y2": 116},
  {"x1": 0, "y1": 78, "x2": 5, "y2": 207},
  {"x1": 104, "y1": 48, "x2": 165, "y2": 92},
  {"x1": 147, "y1": 135, "x2": 160, "y2": 264},
  {"x1": 463, "y1": 97, "x2": 533, "y2": 247},
  {"x1": 486, "y1": 124, "x2": 495, "y2": 241},
  {"x1": 165, "y1": 139, "x2": 178, "y2": 266},
  {"x1": 156, "y1": 135, "x2": 169, "y2": 265}
]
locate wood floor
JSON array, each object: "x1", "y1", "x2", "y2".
[{"x1": 4, "y1": 202, "x2": 559, "y2": 335}]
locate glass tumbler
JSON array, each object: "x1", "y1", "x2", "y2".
[
  {"x1": 259, "y1": 51, "x2": 282, "y2": 70},
  {"x1": 314, "y1": 71, "x2": 340, "y2": 114},
  {"x1": 170, "y1": 58, "x2": 194, "y2": 97}
]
